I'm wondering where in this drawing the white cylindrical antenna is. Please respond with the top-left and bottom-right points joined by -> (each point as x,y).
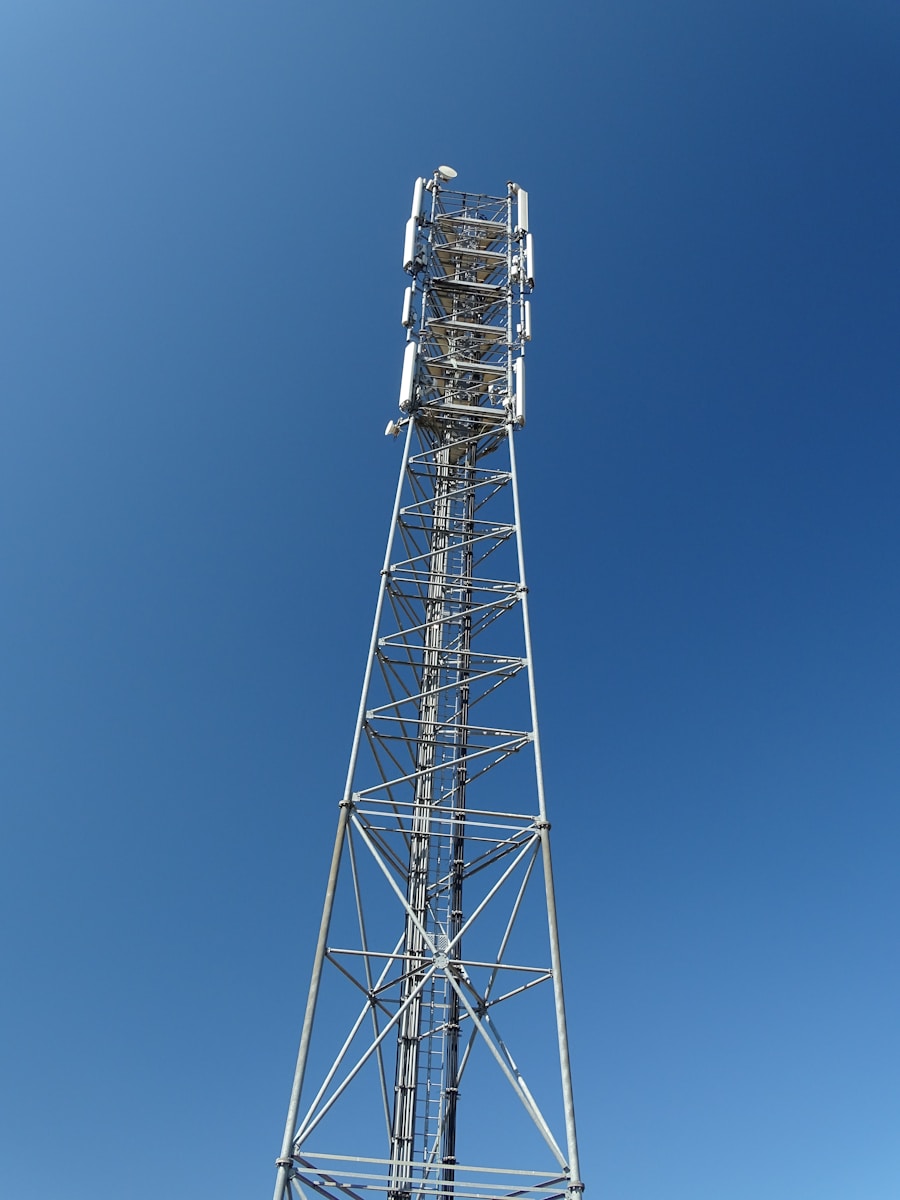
401,286 -> 414,328
399,340 -> 418,411
525,233 -> 535,286
523,299 -> 532,342
514,356 -> 526,426
516,188 -> 529,236
403,217 -> 417,273
411,177 -> 425,223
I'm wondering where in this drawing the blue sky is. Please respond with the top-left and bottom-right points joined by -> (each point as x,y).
2,2 -> 899,1197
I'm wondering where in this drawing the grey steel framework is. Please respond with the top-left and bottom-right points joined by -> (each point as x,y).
272,171 -> 583,1200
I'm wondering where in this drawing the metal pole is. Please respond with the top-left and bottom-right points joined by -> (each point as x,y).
507,423 -> 583,1194
272,800 -> 351,1200
273,418 -> 416,1200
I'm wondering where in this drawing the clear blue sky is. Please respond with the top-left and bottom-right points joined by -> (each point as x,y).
2,2 -> 899,1197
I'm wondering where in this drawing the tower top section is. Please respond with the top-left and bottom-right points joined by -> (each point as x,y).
397,173 -> 533,428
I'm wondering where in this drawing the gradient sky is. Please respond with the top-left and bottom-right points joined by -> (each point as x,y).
2,2 -> 900,1198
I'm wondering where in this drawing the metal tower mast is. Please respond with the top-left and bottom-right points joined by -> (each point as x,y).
272,170 -> 583,1200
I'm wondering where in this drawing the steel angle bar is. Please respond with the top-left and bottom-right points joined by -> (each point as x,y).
295,962 -> 437,1146
474,482 -> 511,515
391,525 -> 518,566
394,516 -> 432,557
463,744 -> 531,788
354,965 -> 428,1002
350,811 -> 409,878
366,683 -> 518,725
374,645 -> 420,708
479,842 -> 540,1002
400,476 -> 510,515
295,988 -> 384,1143
292,1175 -> 565,1200
367,961 -> 435,999
326,947 -> 411,964
377,600 -> 519,643
468,602 -> 521,642
396,513 -> 514,539
444,973 -> 567,1171
449,958 -> 551,978
291,1181 -> 530,1200
360,725 -> 531,751
375,648 -> 419,699
355,823 -> 536,848
349,797 -> 534,824
504,1186 -> 568,1200
366,660 -> 524,718
385,572 -> 519,593
426,830 -> 533,849
342,826 -> 366,955
429,843 -> 535,901
384,589 -> 429,654
364,723 -> 418,787
458,833 -> 535,882
446,839 -> 534,875
299,936 -> 402,1140
362,729 -> 522,756
463,668 -> 526,713
354,736 -> 531,798
375,647 -> 524,672
297,1153 -> 564,1181
351,784 -> 412,853
446,835 -> 538,955
401,533 -> 517,570
352,815 -> 534,844
350,813 -> 437,954
389,557 -> 431,612
346,830 -> 393,1138
375,651 -> 425,717
387,565 -> 512,595
391,816 -> 532,844
395,517 -> 430,570
366,720 -> 418,780
482,974 -> 554,1008
402,472 -> 434,513
354,785 -> 413,845
354,752 -> 528,795
290,1170 -> 366,1200
367,710 -> 532,739
323,952 -> 394,1019
472,540 -> 515,573
402,464 -> 510,494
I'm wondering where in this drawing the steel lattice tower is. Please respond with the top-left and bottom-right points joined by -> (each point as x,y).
272,170 -> 583,1200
